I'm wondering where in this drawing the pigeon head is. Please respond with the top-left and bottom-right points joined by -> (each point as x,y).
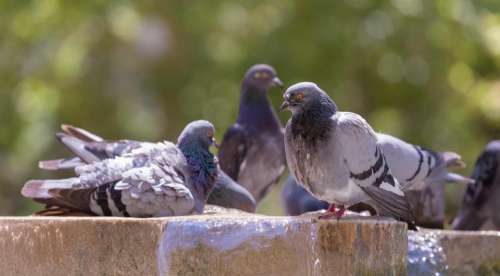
243,64 -> 283,91
177,120 -> 217,150
280,82 -> 336,115
178,120 -> 219,206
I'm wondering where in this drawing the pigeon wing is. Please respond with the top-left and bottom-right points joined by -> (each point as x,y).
218,124 -> 249,181
335,112 -> 416,229
115,151 -> 196,217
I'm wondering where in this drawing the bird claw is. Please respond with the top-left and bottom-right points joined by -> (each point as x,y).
318,204 -> 346,220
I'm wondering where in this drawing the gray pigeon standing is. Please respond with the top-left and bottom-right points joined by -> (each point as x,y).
38,124 -> 256,213
22,120 -> 218,217
452,141 -> 500,230
218,64 -> 286,203
281,82 -> 416,229
282,134 -> 471,227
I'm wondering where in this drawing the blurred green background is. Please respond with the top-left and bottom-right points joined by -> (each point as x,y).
1,0 -> 499,218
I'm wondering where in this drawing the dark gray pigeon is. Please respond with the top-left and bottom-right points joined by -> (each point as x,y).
207,170 -> 256,212
22,120 -> 218,217
281,82 -> 416,229
282,175 -> 328,216
218,64 -> 286,203
38,124 -> 256,213
452,141 -> 500,230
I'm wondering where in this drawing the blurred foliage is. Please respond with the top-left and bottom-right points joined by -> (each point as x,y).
0,0 -> 499,218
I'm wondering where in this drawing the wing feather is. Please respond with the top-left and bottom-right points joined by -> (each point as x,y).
335,112 -> 416,228
218,124 -> 249,181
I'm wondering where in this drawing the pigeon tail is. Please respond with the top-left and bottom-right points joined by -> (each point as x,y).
56,132 -> 100,163
360,186 -> 417,231
21,178 -> 81,199
39,157 -> 84,170
444,173 -> 475,185
61,124 -> 103,142
22,179 -> 95,214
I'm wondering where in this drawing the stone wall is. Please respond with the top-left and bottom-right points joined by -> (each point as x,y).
0,212 -> 407,276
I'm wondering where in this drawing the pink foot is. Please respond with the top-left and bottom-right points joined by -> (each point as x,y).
319,204 -> 346,220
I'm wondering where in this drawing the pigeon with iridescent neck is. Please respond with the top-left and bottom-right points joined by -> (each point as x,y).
218,64 -> 286,203
36,124 -> 256,213
21,120 -> 218,217
281,82 -> 416,229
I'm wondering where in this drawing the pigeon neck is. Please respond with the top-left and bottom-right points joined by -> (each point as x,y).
290,97 -> 337,147
237,85 -> 281,130
179,142 -> 218,204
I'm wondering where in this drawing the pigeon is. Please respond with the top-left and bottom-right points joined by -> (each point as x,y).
38,124 -> 257,213
218,64 -> 286,203
282,175 -> 377,216
282,134 -> 472,216
21,120 -> 218,217
281,82 -> 416,229
207,170 -> 256,212
452,141 -> 500,230
376,133 -> 472,190
282,175 -> 328,216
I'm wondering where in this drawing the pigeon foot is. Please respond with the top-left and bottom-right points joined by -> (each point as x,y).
319,204 -> 346,220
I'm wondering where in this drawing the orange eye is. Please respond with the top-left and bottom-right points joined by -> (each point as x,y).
295,93 -> 304,101
254,72 -> 270,79
207,130 -> 214,138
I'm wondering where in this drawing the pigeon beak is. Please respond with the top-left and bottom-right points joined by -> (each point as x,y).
212,137 -> 220,149
279,100 -> 290,112
271,77 -> 284,88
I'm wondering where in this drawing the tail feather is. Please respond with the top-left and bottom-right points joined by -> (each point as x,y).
22,178 -> 81,199
56,133 -> 100,163
61,124 -> 103,142
33,206 -> 94,216
360,186 -> 417,231
39,157 -> 84,170
444,173 -> 475,185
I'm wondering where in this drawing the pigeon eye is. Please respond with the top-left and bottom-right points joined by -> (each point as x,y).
294,93 -> 304,102
254,72 -> 269,80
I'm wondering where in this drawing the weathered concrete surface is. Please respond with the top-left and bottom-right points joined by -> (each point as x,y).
159,214 -> 407,276
0,216 -> 166,275
431,230 -> 500,276
0,210 -> 408,276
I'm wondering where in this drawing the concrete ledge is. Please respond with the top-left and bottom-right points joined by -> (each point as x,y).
0,212 -> 407,276
434,230 -> 500,276
0,217 -> 166,275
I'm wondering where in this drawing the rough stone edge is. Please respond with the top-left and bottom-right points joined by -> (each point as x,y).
0,215 -> 407,276
426,229 -> 500,276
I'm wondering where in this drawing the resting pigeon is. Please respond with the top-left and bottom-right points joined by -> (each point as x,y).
282,134 -> 472,217
218,64 -> 286,203
281,82 -> 416,229
452,141 -> 500,230
37,124 -> 256,213
21,120 -> 218,217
